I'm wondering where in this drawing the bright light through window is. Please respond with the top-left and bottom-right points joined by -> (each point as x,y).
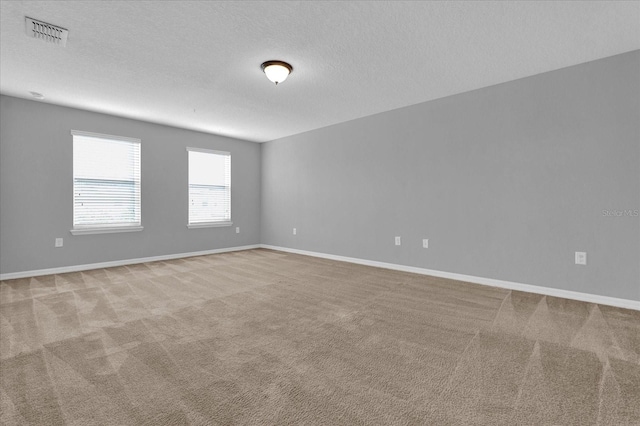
72,131 -> 141,231
188,148 -> 231,226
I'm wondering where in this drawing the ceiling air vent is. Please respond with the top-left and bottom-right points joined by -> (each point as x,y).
25,17 -> 68,47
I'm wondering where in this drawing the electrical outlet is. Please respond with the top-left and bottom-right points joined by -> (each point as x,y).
423,239 -> 429,248
293,228 -> 297,235
575,252 -> 587,265
236,227 -> 240,234
55,238 -> 63,248
395,236 -> 401,246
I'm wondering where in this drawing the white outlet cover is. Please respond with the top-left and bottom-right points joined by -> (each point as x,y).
236,227 -> 240,233
55,238 -> 63,247
575,252 -> 587,265
293,228 -> 297,235
423,239 -> 429,248
395,236 -> 401,246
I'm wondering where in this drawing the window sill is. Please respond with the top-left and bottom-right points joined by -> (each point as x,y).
70,226 -> 144,235
187,221 -> 233,229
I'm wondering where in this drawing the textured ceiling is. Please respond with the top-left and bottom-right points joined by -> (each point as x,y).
1,1 -> 639,143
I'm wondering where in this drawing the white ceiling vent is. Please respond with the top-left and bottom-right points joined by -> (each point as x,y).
25,17 -> 68,47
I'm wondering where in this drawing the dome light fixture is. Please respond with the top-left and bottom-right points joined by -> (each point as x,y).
261,60 -> 293,85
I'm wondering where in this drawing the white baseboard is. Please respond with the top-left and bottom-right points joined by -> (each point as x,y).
0,245 -> 261,280
3,243 -> 637,311
260,244 -> 640,311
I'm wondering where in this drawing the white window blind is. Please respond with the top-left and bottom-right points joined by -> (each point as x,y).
188,148 -> 231,226
72,131 -> 141,231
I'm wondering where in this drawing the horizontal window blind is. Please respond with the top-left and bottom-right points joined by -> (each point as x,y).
188,148 -> 231,224
72,131 -> 141,228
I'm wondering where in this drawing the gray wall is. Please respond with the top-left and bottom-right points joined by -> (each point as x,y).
261,51 -> 640,301
0,96 -> 261,273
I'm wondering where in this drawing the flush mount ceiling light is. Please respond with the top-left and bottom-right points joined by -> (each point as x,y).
261,60 -> 293,85
29,91 -> 44,100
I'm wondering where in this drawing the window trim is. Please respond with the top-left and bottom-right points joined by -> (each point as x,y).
186,146 -> 230,156
70,225 -> 144,236
187,221 -> 233,229
71,129 -> 141,144
71,130 -> 142,235
186,147 -> 231,228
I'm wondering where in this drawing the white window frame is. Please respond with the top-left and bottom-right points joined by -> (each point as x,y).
186,147 -> 232,229
70,130 -> 143,235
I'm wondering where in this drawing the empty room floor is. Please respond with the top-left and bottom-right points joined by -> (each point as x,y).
1,249 -> 639,425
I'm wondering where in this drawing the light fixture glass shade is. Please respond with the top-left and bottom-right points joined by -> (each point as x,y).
261,61 -> 292,85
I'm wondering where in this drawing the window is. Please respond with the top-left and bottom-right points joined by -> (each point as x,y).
71,130 -> 142,235
187,147 -> 231,227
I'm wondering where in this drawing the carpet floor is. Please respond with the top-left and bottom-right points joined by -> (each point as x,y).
1,249 -> 638,425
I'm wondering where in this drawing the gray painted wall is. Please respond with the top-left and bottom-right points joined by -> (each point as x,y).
0,96 -> 261,273
261,51 -> 640,301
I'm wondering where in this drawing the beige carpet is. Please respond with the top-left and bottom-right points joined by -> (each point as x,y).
1,249 -> 638,425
